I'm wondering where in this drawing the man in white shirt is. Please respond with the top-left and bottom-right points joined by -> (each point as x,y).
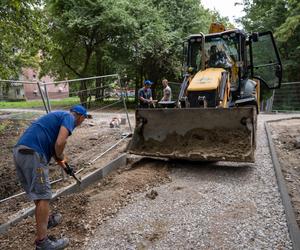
161,79 -> 172,102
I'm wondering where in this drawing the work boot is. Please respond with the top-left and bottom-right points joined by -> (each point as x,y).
47,213 -> 62,229
35,236 -> 69,250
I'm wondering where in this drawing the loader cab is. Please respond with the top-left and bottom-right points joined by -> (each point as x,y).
185,34 -> 204,73
248,31 -> 282,89
185,30 -> 248,91
184,30 -> 282,91
204,30 -> 248,91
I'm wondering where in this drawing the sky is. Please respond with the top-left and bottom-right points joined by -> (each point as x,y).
201,0 -> 245,27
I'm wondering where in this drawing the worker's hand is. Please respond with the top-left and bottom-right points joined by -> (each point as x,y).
54,153 -> 66,162
56,159 -> 75,176
148,99 -> 157,104
64,163 -> 75,176
55,156 -> 67,168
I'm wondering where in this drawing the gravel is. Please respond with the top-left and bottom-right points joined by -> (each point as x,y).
86,113 -> 300,250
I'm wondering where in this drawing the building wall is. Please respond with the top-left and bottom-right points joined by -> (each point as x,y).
0,82 -> 24,100
20,68 -> 69,100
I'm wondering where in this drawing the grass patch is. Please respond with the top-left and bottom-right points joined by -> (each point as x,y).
0,97 -> 137,111
0,97 -> 80,109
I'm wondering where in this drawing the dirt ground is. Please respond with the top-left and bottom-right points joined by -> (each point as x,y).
269,118 -> 300,227
1,113 -> 299,249
0,119 -> 31,200
0,112 -> 132,225
0,158 -> 170,249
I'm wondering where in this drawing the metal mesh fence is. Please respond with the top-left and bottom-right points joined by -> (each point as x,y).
272,82 -> 300,112
169,81 -> 300,112
169,81 -> 181,102
0,74 -> 134,202
0,75 -> 133,134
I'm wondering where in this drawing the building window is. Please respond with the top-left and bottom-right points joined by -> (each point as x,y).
16,88 -> 20,96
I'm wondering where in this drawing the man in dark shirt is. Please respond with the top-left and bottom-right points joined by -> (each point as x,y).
13,104 -> 89,250
138,80 -> 157,108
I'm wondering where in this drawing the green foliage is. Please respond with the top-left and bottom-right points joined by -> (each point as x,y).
1,0 -> 230,103
275,1 -> 300,81
120,0 -> 213,89
240,0 -> 300,81
0,0 -> 44,79
39,0 -> 217,100
41,0 -> 135,78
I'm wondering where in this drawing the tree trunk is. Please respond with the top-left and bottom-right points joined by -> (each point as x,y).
77,45 -> 93,106
79,80 -> 88,107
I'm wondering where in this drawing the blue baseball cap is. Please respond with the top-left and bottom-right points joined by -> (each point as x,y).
70,104 -> 89,118
144,80 -> 153,85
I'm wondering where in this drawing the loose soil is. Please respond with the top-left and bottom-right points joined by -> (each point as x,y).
129,128 -> 253,162
0,158 -> 170,249
269,118 -> 300,227
0,112 -> 132,225
0,119 -> 31,200
1,113 -> 299,249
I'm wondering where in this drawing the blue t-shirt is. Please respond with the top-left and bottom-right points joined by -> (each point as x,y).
138,87 -> 152,108
16,111 -> 76,163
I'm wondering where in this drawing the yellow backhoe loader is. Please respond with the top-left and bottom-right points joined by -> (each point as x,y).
128,23 -> 282,162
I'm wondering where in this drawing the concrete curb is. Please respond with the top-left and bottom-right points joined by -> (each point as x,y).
265,120 -> 300,249
266,116 -> 300,124
0,153 -> 127,234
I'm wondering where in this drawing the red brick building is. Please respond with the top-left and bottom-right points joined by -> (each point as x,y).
20,68 -> 69,100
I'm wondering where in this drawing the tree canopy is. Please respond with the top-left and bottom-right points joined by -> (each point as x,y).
0,0 -> 44,79
240,0 -> 300,81
2,0 -> 299,102
41,0 -> 214,84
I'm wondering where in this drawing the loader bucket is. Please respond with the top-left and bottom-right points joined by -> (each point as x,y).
127,107 -> 257,162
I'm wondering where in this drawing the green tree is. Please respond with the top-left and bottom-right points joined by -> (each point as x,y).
0,0 -> 44,79
42,0 -> 135,104
240,0 -> 300,81
125,0 -> 213,97
275,0 -> 300,80
41,0 -> 228,102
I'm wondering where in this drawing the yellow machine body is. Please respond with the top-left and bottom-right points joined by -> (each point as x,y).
209,23 -> 226,33
128,25 -> 282,163
187,68 -> 225,91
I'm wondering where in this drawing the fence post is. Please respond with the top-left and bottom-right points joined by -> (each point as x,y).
118,75 -> 132,133
43,83 -> 52,112
37,81 -> 49,113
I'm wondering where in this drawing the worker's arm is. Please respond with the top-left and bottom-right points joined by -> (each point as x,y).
148,89 -> 154,103
139,95 -> 149,103
54,126 -> 69,162
138,89 -> 149,103
161,94 -> 168,101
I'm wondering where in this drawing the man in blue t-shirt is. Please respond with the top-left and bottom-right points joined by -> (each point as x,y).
138,80 -> 157,108
13,104 -> 89,250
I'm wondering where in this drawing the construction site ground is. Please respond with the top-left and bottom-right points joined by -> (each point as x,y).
269,118 -> 300,227
0,111 -> 300,249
